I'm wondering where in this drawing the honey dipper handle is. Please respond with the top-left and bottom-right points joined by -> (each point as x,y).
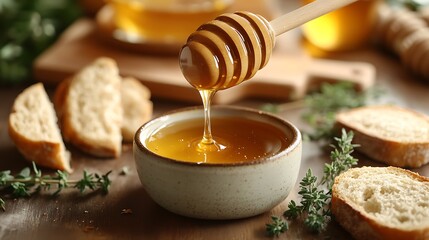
270,0 -> 357,36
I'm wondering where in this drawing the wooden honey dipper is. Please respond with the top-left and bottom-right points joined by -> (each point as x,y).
179,0 -> 358,90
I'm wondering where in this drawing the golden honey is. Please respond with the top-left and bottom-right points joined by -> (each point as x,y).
302,0 -> 380,52
109,0 -> 232,43
145,116 -> 290,164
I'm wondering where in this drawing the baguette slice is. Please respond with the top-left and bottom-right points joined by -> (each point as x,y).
121,77 -> 152,142
55,77 -> 153,143
332,167 -> 429,240
62,57 -> 123,157
8,83 -> 72,172
335,105 -> 429,168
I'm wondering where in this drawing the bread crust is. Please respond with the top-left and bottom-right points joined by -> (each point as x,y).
8,123 -> 71,172
61,120 -> 120,157
335,105 -> 429,168
53,77 -> 71,125
331,167 -> 429,240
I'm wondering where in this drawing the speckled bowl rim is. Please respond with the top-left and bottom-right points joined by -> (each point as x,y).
134,105 -> 301,167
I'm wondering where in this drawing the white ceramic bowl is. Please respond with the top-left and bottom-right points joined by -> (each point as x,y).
134,106 -> 302,220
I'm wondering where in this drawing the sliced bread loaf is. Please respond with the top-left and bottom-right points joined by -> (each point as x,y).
61,57 -> 123,158
121,77 -> 152,142
331,166 -> 429,240
335,105 -> 429,168
55,77 -> 152,143
8,83 -> 72,172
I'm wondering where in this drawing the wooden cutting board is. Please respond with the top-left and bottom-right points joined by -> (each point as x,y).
33,2 -> 375,104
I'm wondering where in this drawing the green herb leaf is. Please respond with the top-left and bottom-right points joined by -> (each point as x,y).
32,161 -> 42,177
321,129 -> 359,189
0,170 -> 13,185
97,171 -> 112,194
52,170 -> 69,196
11,182 -> 30,197
304,211 -> 328,233
17,167 -> 30,179
0,0 -> 81,84
73,170 -> 112,194
302,82 -> 367,141
266,129 -> 359,236
294,169 -> 331,232
0,162 -> 112,211
284,200 -> 302,219
266,216 -> 288,237
75,171 -> 96,193
260,82 -> 378,142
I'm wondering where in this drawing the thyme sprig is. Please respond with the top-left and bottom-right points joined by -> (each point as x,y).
261,82 -> 378,141
284,169 -> 331,232
321,131 -> 359,189
266,216 -> 288,237
0,162 -> 111,211
302,83 -> 367,141
266,129 -> 359,236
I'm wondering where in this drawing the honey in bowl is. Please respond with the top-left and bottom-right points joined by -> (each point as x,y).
133,106 -> 302,219
109,0 -> 233,44
145,116 -> 291,164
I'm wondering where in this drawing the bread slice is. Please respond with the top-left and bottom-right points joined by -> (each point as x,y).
8,83 -> 72,172
335,105 -> 429,168
331,166 -> 429,240
55,77 -> 152,143
121,77 -> 152,142
61,57 -> 123,157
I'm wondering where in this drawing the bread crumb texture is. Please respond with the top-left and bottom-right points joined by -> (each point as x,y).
335,167 -> 429,230
10,84 -> 62,141
67,57 -> 123,147
337,106 -> 429,142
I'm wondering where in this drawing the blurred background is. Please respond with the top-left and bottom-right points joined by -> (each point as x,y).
1,0 -> 429,87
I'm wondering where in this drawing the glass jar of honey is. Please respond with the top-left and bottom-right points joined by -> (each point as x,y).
107,0 -> 234,45
301,0 -> 381,53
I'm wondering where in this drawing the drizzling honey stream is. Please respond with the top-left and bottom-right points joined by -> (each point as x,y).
179,11 -> 275,152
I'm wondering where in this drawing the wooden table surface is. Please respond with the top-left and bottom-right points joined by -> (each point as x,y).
1,2 -> 429,240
